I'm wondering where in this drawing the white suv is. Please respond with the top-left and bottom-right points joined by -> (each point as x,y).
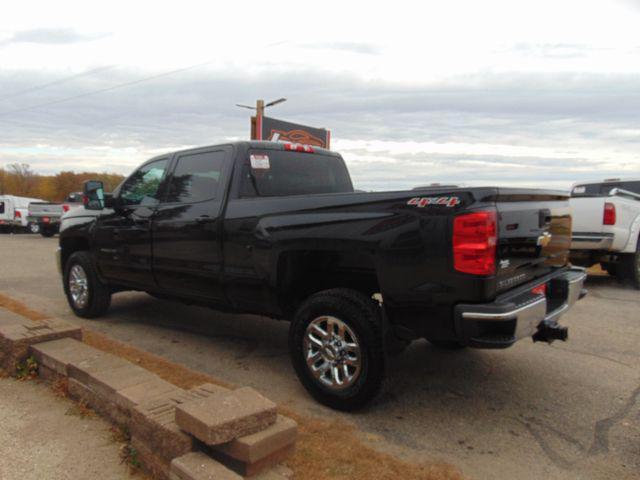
569,178 -> 640,288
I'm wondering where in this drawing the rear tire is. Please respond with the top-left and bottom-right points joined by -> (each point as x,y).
64,251 -> 111,318
289,288 -> 385,411
601,262 -> 617,277
40,227 -> 55,238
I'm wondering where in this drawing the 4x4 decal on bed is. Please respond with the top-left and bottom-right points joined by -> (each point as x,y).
407,196 -> 461,208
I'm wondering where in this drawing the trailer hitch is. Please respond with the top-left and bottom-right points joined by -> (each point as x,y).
532,321 -> 568,344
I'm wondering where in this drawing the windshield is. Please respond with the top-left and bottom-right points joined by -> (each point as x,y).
240,150 -> 353,197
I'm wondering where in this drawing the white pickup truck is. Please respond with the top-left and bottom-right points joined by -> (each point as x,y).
0,195 -> 44,234
569,178 -> 640,288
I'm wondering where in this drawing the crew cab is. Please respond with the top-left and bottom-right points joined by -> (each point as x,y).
569,179 -> 640,288
58,141 -> 586,410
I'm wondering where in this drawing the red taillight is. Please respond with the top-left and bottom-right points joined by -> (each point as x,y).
284,143 -> 315,153
531,284 -> 547,296
14,211 -> 21,219
62,204 -> 70,213
453,211 -> 497,275
603,202 -> 616,225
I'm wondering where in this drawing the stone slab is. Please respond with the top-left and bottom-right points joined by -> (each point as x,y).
30,337 -> 103,376
214,415 -> 297,463
170,452 -> 242,480
175,387 -> 277,446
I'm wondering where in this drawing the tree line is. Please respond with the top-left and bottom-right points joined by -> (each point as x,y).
0,163 -> 125,202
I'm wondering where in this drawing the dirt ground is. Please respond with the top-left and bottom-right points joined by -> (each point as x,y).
0,376 -> 136,480
1,234 -> 639,480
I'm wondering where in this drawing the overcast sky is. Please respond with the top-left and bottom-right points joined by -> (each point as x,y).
1,0 -> 639,191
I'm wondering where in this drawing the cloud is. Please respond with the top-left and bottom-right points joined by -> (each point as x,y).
0,66 -> 638,189
511,43 -> 593,59
1,28 -> 110,46
299,41 -> 382,55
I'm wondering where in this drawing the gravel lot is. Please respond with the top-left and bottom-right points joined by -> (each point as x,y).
1,234 -> 638,480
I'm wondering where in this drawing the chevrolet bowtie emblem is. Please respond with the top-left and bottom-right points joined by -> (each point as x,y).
537,232 -> 552,247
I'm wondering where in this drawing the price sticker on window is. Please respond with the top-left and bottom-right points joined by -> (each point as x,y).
250,154 -> 270,170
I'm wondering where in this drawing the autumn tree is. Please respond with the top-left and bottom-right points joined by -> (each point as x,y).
6,163 -> 38,197
0,163 -> 125,201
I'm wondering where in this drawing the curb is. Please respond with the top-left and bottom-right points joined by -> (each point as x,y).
0,307 -> 296,480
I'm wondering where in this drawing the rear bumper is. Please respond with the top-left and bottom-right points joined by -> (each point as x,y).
571,232 -> 614,250
28,216 -> 62,226
454,267 -> 587,348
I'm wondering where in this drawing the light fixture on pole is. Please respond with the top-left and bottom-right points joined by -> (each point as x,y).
236,98 -> 287,140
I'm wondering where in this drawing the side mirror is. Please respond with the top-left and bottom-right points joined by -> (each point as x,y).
83,180 -> 105,210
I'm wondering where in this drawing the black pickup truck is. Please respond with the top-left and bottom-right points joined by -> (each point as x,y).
58,141 -> 586,410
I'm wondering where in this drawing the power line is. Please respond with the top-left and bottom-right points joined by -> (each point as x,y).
0,60 -> 213,119
0,65 -> 117,102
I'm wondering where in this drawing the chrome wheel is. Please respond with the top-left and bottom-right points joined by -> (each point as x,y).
28,223 -> 40,234
303,316 -> 361,390
69,264 -> 89,309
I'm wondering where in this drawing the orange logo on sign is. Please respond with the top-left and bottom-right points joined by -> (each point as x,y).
269,129 -> 325,147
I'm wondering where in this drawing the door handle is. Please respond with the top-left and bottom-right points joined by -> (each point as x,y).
195,215 -> 215,224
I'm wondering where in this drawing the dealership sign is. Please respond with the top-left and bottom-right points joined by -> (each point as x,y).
251,116 -> 331,149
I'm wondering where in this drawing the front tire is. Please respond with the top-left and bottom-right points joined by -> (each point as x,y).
289,289 -> 385,411
64,251 -> 111,318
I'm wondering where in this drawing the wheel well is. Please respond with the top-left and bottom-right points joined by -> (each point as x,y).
60,237 -> 90,271
276,250 -> 380,317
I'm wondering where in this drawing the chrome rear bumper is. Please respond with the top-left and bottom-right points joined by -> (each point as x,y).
455,267 -> 587,348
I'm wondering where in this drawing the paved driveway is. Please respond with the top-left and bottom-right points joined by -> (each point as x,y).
1,234 -> 638,480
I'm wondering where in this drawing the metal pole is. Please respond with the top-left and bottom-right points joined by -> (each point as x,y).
256,99 -> 265,140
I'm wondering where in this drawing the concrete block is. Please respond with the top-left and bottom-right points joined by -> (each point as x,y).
0,317 -> 82,373
170,452 -> 243,480
252,465 -> 294,480
115,377 -> 181,410
130,384 -> 230,462
211,443 -> 295,478
131,391 -> 198,462
81,363 -> 159,402
175,387 -> 277,446
67,352 -> 132,385
67,378 -> 129,426
0,308 -> 31,327
30,337 -> 102,376
132,436 -> 171,480
214,415 -> 297,464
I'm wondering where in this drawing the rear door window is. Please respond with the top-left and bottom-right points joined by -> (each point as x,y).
166,150 -> 226,203
240,150 -> 353,197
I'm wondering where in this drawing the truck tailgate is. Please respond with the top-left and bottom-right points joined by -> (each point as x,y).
495,189 -> 571,292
